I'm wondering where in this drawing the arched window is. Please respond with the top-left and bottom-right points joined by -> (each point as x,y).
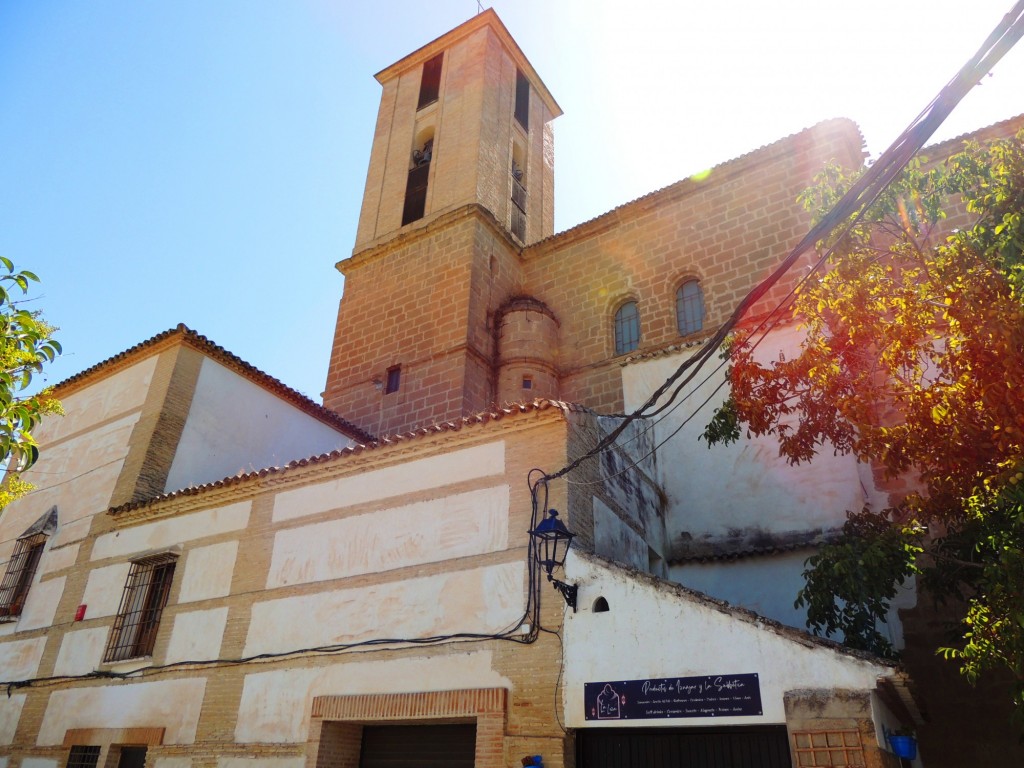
614,301 -> 640,355
676,280 -> 704,336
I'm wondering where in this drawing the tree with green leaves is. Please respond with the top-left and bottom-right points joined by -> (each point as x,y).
0,256 -> 62,503
703,130 -> 1024,719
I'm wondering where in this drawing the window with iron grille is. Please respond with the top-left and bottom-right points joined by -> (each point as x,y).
614,301 -> 641,355
104,554 -> 177,662
66,746 -> 102,768
0,532 -> 47,619
676,279 -> 705,336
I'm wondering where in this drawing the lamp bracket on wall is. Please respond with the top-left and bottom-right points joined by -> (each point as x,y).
528,509 -> 579,612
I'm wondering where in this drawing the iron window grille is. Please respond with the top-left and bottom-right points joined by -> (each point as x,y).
104,553 -> 177,662
0,532 -> 47,618
66,746 -> 102,768
676,279 -> 705,336
614,301 -> 641,355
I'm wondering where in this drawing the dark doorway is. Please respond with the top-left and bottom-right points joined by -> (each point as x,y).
578,727 -> 791,768
359,723 -> 476,768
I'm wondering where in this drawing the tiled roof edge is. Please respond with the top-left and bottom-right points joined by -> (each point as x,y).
667,531 -> 842,565
107,398 -> 580,517
525,118 -> 865,255
576,548 -> 898,668
920,112 -> 1024,158
54,324 -> 373,444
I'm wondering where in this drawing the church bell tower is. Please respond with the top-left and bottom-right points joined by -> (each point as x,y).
323,10 -> 561,436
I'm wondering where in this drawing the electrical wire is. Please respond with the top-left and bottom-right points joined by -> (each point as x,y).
540,0 -> 1024,487
6,0 -> 1024,705
2,470 -> 557,694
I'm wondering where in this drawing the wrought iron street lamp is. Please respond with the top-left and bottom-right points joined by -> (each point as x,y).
529,509 -> 578,611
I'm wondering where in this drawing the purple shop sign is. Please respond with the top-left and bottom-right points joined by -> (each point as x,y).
584,674 -> 762,721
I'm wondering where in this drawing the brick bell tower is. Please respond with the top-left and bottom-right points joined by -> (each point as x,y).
323,10 -> 561,436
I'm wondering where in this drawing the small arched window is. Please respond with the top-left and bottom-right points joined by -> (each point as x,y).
614,301 -> 640,355
676,280 -> 705,336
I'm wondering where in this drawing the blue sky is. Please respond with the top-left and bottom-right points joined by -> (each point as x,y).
2,1 -> 1022,404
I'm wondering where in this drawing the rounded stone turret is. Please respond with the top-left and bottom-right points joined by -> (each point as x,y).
496,297 -> 560,404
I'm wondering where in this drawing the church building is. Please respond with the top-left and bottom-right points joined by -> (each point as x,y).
2,9 -> 1021,768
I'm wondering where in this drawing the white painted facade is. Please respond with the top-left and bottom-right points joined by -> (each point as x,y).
563,552 -> 900,735
0,365 -> 573,763
0,332 -> 372,759
164,358 -> 356,491
0,10 -> 948,765
0,326 -> 919,768
234,652 -> 511,744
621,327 -> 883,549
620,327 -> 909,633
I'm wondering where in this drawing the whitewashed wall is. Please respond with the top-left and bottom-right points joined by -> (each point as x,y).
0,356 -> 160,643
621,327 -> 885,557
40,437 -> 524,750
562,553 -> 893,729
1,356 -> 159,554
164,358 -> 356,492
669,550 -> 813,632
671,552 -> 917,648
621,327 -> 914,640
247,441 -> 524,656
235,652 -> 510,744
37,679 -> 207,746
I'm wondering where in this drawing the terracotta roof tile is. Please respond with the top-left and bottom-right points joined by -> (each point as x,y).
525,118 -> 865,254
108,398 -> 578,516
55,324 -> 373,444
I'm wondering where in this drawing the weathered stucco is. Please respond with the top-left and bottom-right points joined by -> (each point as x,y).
0,697 -> 27,745
245,562 -> 525,657
271,440 -> 506,523
91,501 -> 251,561
35,357 -> 158,445
563,553 -> 893,729
53,627 -> 110,677
16,577 -> 64,632
592,497 -> 648,570
165,607 -> 229,663
671,551 -> 814,630
38,679 -> 207,746
179,541 -> 238,603
0,638 -> 47,685
267,485 -> 510,588
621,329 -> 877,558
235,652 -> 511,743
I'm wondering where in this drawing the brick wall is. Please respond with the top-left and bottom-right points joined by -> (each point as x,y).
325,120 -> 865,433
1,409 -> 573,768
520,119 -> 865,413
324,208 -> 526,435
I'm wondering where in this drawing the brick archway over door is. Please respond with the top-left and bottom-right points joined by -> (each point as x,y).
305,688 -> 508,768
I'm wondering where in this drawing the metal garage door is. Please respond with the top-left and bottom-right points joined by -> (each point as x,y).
578,726 -> 791,768
358,724 -> 476,768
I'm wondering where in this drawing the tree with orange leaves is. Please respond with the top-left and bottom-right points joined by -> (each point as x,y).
704,131 -> 1024,720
